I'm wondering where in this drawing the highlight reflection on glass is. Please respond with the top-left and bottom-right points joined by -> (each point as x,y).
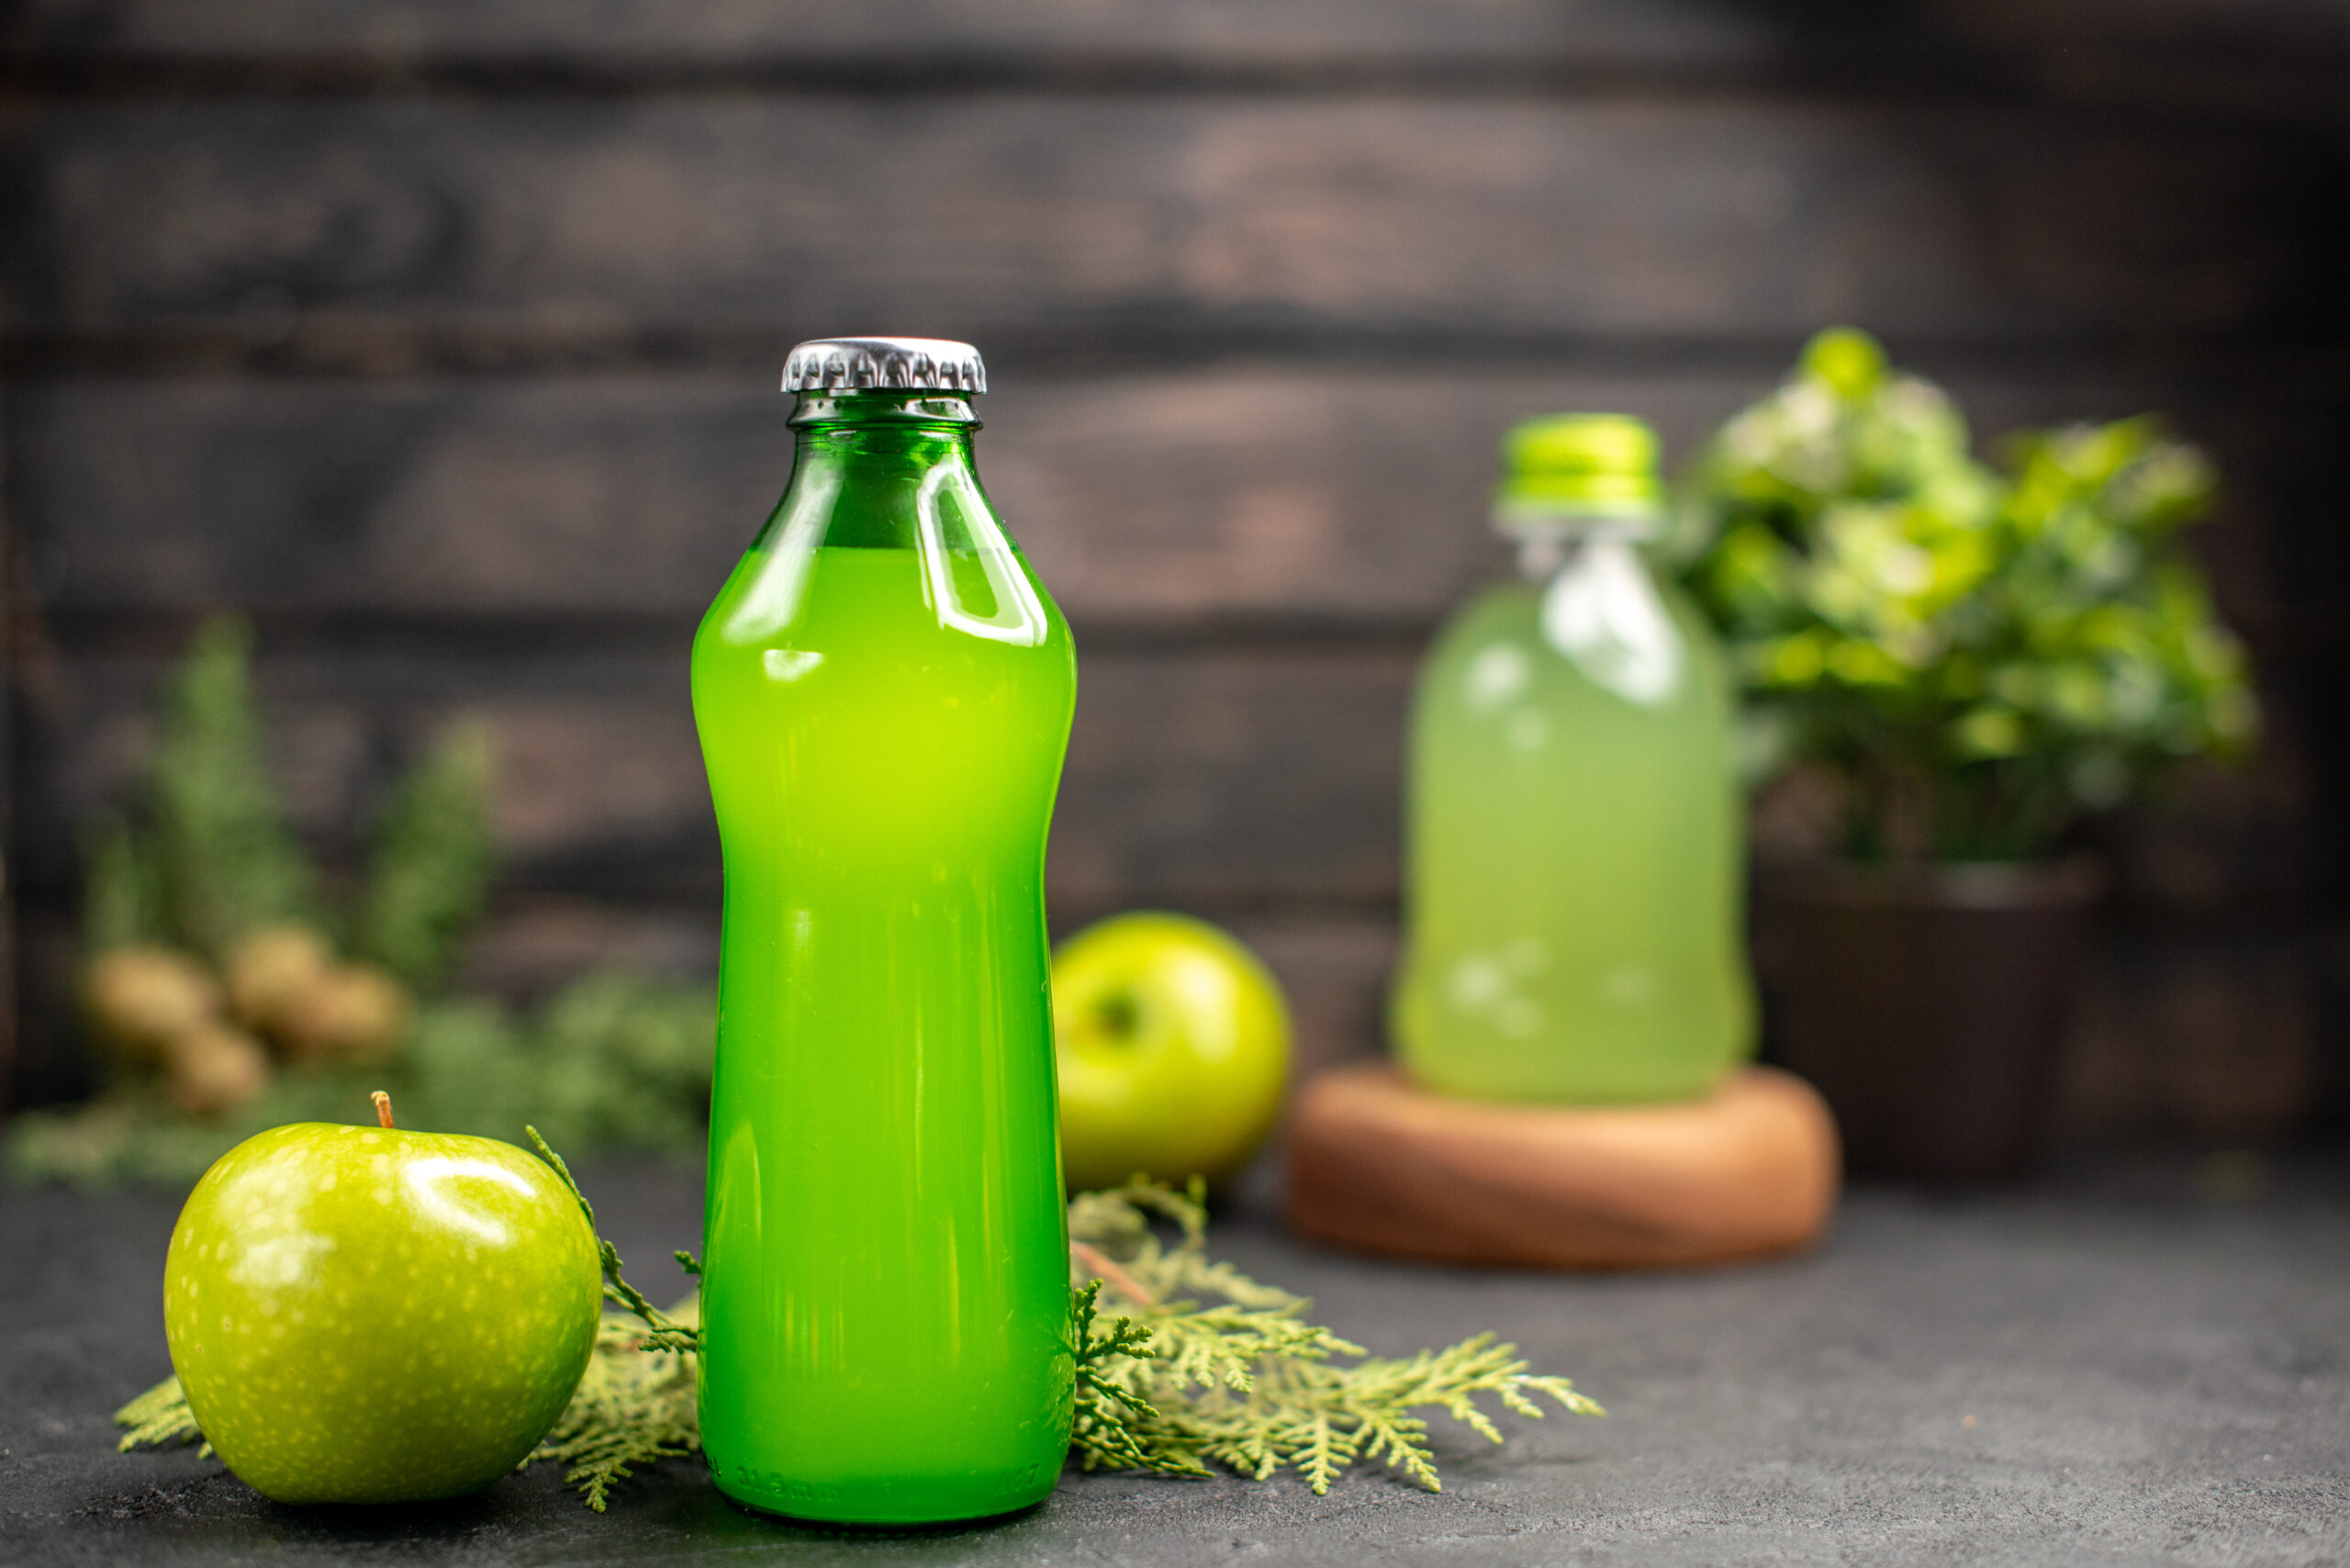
691,343 -> 1077,1526
1393,413 -> 1755,1103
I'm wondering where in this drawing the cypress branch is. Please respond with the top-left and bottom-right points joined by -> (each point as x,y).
114,1374 -> 207,1456
533,1304 -> 701,1511
145,617 -> 314,958
527,1124 -> 699,1357
81,815 -> 164,954
357,719 -> 496,993
118,1167 -> 1602,1509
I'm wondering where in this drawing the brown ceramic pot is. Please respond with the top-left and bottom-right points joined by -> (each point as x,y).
1752,858 -> 2101,1183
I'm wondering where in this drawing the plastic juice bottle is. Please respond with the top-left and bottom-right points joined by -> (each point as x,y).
691,338 -> 1077,1523
1391,414 -> 1753,1103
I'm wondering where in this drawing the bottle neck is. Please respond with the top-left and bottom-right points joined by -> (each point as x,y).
772,391 -> 984,551
1505,521 -> 1656,583
788,390 -> 980,431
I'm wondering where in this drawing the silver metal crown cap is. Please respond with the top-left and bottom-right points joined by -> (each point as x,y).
782,337 -> 986,395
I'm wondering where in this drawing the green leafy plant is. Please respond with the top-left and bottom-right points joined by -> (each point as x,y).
102,616 -> 495,976
142,620 -> 321,958
10,972 -> 717,1189
10,616 -> 720,1189
355,718 -> 498,991
118,1171 -> 1601,1509
81,814 -> 165,957
1681,328 -> 2257,862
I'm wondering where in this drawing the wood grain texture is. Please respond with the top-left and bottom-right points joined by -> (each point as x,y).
7,99 -> 2334,344
0,0 -> 1846,71
9,644 -> 1414,907
5,0 -> 2340,1134
12,633 -> 2314,916
17,0 -> 2337,103
10,366 -> 2300,633
1285,1062 -> 1841,1269
1947,0 -> 2350,125
6,629 -> 2322,1137
2063,923 -> 2321,1145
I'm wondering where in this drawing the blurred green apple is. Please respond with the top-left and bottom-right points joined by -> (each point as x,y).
1052,913 -> 1291,1192
162,1098 -> 602,1504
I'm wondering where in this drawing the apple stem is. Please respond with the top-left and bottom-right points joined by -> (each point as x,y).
1070,1239 -> 1156,1309
371,1090 -> 395,1129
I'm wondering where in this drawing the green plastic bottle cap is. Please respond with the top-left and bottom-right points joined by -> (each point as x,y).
1493,412 -> 1666,532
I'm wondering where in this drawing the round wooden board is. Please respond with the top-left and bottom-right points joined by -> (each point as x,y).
1284,1063 -> 1841,1270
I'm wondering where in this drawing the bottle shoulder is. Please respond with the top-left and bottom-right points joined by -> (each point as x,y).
1416,570 -> 1733,718
1433,565 -> 1720,646
695,543 -> 1071,669
1429,581 -> 1544,651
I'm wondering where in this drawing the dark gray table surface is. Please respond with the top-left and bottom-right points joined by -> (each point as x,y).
6,1155 -> 2348,1567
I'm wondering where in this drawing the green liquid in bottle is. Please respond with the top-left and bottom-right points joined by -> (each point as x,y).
691,375 -> 1077,1523
1392,415 -> 1754,1103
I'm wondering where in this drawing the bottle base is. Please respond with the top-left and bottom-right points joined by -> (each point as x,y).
1399,1055 -> 1740,1107
708,1462 -> 1061,1528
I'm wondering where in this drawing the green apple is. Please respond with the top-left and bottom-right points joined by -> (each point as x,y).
162,1097 -> 603,1504
1052,913 -> 1291,1192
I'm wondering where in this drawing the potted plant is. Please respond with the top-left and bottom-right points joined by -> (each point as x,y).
1678,330 -> 2258,1180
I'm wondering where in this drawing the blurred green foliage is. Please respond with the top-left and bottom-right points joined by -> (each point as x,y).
12,615 -> 718,1188
356,718 -> 498,991
80,618 -> 487,976
1680,329 -> 2257,862
139,619 -> 319,958
7,972 -> 717,1189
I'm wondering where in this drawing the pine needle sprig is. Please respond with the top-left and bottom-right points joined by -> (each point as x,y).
509,1137 -> 708,1507
118,1160 -> 1602,1510
526,1126 -> 700,1357
1067,1179 -> 1604,1495
501,1133 -> 707,1508
1069,1281 -> 1194,1477
532,1304 -> 700,1511
82,814 -> 165,953
357,718 -> 496,993
114,1375 -> 207,1455
146,618 -> 317,958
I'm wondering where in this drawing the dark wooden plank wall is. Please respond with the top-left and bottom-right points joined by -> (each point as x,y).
6,0 -> 2347,1139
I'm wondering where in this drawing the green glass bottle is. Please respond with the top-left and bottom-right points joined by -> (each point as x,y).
1392,414 -> 1754,1103
691,339 -> 1077,1523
